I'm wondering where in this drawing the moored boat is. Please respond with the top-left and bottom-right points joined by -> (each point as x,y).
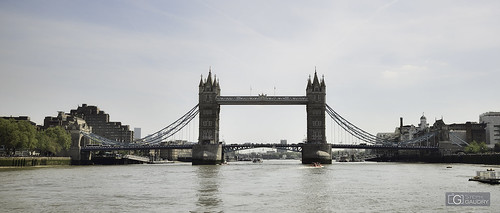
469,169 -> 500,184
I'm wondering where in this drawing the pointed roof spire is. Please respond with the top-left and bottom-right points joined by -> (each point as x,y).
199,74 -> 204,87
321,74 -> 326,87
307,74 -> 312,89
312,71 -> 320,86
207,67 -> 213,87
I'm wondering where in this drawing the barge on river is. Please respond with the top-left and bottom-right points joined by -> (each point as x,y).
469,169 -> 500,184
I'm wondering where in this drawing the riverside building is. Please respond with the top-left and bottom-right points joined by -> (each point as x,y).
70,104 -> 134,143
480,112 -> 500,147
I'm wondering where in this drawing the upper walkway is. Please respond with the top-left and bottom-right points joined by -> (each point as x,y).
216,95 -> 309,105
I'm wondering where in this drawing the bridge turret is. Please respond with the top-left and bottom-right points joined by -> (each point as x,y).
304,71 -> 331,164
198,69 -> 220,145
321,74 -> 326,88
195,69 -> 223,165
306,71 -> 326,93
199,75 -> 204,88
306,71 -> 326,144
307,75 -> 312,89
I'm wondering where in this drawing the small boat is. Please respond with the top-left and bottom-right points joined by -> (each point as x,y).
148,160 -> 173,164
311,162 -> 324,168
469,169 -> 500,184
446,166 -> 452,168
252,158 -> 263,163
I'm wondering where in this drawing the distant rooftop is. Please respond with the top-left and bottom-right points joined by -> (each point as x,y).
480,112 -> 500,116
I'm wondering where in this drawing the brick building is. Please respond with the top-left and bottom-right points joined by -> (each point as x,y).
69,104 -> 134,143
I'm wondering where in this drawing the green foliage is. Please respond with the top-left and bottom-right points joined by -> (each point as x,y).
0,118 -> 71,156
39,126 -> 71,154
0,118 -> 38,152
36,131 -> 53,154
494,143 -> 500,152
17,120 -> 38,150
37,126 -> 71,155
464,141 -> 490,154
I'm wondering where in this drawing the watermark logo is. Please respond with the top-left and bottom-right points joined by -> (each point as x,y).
446,192 -> 490,206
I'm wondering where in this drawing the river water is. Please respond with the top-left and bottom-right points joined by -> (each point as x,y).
1,160 -> 499,212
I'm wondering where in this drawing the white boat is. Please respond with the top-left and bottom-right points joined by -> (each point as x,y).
469,169 -> 500,184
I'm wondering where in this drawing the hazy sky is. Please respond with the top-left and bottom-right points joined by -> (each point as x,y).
1,1 -> 499,144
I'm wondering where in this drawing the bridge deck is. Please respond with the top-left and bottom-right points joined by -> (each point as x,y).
81,143 -> 439,151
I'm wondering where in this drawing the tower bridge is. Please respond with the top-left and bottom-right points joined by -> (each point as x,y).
77,69 -> 440,165
195,70 -> 329,165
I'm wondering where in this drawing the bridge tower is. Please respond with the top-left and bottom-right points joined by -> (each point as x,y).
67,120 -> 92,164
193,70 -> 223,165
303,72 -> 332,164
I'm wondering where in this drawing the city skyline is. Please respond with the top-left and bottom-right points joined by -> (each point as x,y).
1,1 -> 499,143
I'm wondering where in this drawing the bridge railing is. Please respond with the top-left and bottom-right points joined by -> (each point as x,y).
217,96 -> 308,105
80,131 -> 122,146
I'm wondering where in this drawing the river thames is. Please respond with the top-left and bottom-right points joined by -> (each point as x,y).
1,160 -> 499,212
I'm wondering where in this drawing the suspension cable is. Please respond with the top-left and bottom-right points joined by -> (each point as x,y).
80,104 -> 199,146
326,106 -> 378,144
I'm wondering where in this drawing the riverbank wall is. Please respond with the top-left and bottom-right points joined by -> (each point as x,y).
0,157 -> 71,167
434,153 -> 500,164
368,153 -> 500,165
90,156 -> 145,165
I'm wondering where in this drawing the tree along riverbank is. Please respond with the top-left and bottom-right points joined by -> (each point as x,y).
367,153 -> 500,165
0,157 -> 71,167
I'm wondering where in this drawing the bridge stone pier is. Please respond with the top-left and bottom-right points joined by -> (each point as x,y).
68,122 -> 92,164
194,70 -> 332,165
192,144 -> 223,165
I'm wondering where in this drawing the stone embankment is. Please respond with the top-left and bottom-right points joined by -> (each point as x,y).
0,157 -> 71,167
368,153 -> 500,165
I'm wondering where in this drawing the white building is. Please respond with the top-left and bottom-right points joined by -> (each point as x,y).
479,112 -> 500,147
377,114 -> 430,145
419,114 -> 429,131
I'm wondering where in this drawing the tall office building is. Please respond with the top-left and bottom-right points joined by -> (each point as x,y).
134,128 -> 142,139
278,139 -> 287,153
